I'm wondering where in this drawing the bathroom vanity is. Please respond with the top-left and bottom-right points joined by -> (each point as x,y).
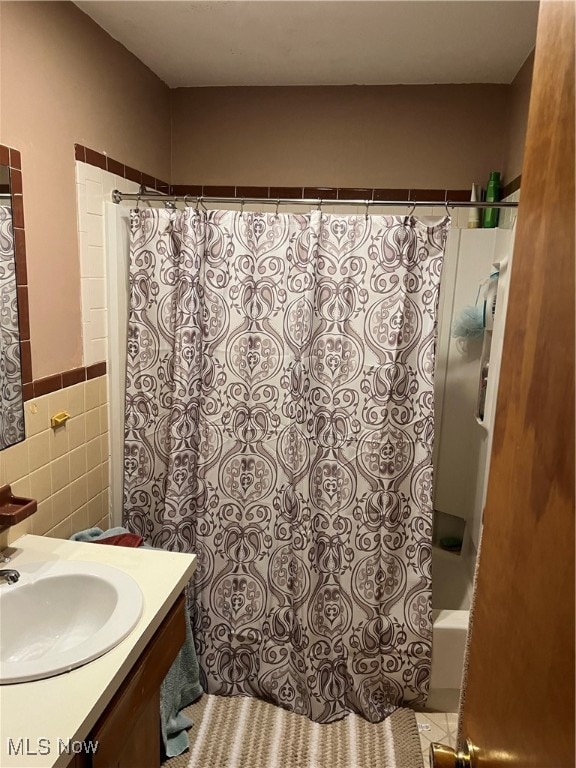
0,535 -> 197,768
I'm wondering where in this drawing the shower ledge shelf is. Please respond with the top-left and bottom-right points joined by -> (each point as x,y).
433,544 -> 463,559
434,508 -> 468,522
475,416 -> 490,432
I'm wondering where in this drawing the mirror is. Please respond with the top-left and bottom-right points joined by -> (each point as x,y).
0,160 -> 25,449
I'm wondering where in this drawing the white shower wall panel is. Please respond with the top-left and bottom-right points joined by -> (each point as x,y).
433,229 -> 498,522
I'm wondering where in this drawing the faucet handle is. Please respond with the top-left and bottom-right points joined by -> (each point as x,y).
0,569 -> 20,584
0,551 -> 12,564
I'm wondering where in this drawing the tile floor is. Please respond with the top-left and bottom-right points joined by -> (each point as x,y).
416,712 -> 458,767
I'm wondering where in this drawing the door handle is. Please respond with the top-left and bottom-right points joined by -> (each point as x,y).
429,739 -> 478,768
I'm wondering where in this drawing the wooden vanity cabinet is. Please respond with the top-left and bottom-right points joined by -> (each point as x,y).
69,594 -> 186,768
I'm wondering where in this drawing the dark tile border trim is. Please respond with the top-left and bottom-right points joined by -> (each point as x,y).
170,184 -> 471,202
502,174 -> 522,199
75,144 -> 169,193
24,362 -> 107,401
0,144 -> 32,389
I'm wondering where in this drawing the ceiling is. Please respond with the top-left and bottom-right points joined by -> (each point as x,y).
76,1 -> 539,87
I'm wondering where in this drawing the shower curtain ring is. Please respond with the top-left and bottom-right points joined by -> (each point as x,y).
241,198 -> 245,213
183,195 -> 189,208
136,194 -> 141,210
275,199 -> 280,216
445,201 -> 452,217
365,200 -> 370,221
317,198 -> 323,212
404,200 -> 416,225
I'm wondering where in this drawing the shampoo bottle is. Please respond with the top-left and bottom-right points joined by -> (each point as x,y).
482,171 -> 500,228
468,183 -> 480,228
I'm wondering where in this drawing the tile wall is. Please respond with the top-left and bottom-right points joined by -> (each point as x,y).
499,188 -> 521,228
0,376 -> 109,547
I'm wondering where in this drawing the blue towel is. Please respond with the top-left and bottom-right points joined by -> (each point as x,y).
70,526 -> 133,543
161,608 -> 204,757
70,527 -> 203,756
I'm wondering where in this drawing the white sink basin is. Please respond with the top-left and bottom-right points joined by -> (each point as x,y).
0,560 -> 143,684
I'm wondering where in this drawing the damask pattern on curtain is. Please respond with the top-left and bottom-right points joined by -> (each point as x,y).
0,205 -> 24,450
124,208 -> 449,723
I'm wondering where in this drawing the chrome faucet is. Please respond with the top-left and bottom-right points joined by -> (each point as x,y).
0,569 -> 20,584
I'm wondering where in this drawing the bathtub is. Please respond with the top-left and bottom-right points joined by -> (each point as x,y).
428,546 -> 473,711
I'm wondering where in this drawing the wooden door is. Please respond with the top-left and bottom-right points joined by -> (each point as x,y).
455,1 -> 575,766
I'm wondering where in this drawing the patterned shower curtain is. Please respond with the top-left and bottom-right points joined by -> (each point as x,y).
0,206 -> 24,450
124,207 -> 449,723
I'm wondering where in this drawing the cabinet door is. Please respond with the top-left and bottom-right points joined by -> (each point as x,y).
101,693 -> 160,768
91,594 -> 186,768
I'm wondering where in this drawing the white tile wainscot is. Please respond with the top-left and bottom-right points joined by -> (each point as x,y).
75,162 -> 140,367
0,377 -> 110,546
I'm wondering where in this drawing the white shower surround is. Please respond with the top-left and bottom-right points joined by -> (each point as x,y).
428,211 -> 516,710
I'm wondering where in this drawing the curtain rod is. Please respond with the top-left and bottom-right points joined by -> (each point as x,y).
111,189 -> 519,209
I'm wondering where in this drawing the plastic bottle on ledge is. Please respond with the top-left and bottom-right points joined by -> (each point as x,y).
482,171 -> 500,228
468,183 -> 480,228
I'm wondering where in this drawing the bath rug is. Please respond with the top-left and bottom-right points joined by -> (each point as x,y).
162,694 -> 424,768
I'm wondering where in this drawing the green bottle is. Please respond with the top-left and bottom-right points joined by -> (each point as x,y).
482,171 -> 500,228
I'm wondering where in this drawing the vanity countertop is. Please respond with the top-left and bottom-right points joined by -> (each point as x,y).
0,534 -> 196,768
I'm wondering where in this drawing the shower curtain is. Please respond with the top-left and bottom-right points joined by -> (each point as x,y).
0,205 -> 24,450
124,207 -> 449,723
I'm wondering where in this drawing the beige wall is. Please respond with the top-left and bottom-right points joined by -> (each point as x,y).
171,85 -> 509,189
0,2 -> 171,379
503,51 -> 534,183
